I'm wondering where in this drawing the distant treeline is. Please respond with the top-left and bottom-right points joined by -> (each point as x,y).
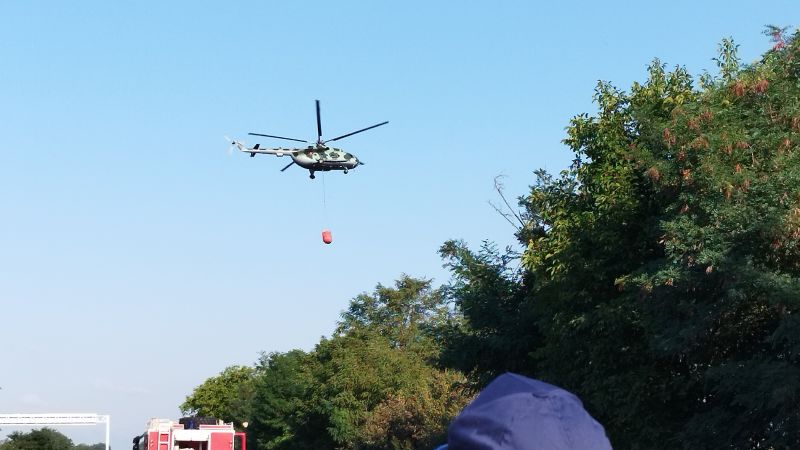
0,428 -> 106,450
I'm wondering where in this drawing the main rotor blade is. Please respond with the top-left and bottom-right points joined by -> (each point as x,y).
316,100 -> 322,143
324,121 -> 389,143
248,133 -> 308,143
280,161 -> 296,172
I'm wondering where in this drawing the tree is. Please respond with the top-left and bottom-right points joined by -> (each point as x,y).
248,350 -> 320,450
246,276 -> 471,450
438,240 -> 537,383
0,428 -> 73,450
309,330 -> 466,450
181,365 -> 256,428
337,275 -> 451,356
324,276 -> 469,449
442,28 -> 800,448
73,445 -> 106,450
360,367 -> 469,450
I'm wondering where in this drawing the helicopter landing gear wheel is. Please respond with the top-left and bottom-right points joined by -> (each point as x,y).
344,169 -> 348,174
309,171 -> 316,179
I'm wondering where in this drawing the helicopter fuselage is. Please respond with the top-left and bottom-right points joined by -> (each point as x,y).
289,146 -> 360,172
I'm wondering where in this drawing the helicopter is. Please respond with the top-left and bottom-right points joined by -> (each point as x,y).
228,100 -> 388,179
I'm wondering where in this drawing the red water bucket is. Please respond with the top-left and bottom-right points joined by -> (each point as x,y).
321,229 -> 333,244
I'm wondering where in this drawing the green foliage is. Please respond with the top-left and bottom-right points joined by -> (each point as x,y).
337,275 -> 451,359
360,368 -> 468,450
0,428 -> 73,450
0,428 -> 105,450
713,38 -> 740,82
248,350 -> 320,450
443,28 -> 800,449
274,277 -> 471,450
188,276 -> 470,450
180,365 -> 256,428
308,329 -> 468,450
438,240 -> 536,383
73,445 -> 106,450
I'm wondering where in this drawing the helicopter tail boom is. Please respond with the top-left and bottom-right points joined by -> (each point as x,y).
226,136 -> 304,157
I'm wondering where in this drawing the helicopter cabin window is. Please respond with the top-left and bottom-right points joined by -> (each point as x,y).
344,153 -> 353,159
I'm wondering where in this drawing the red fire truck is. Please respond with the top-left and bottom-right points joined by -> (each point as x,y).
132,417 -> 246,450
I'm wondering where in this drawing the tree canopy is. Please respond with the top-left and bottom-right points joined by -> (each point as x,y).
185,276 -> 470,450
181,364 -> 257,428
0,429 -> 106,450
442,27 -> 800,449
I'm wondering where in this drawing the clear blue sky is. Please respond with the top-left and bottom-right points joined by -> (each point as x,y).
0,0 -> 795,446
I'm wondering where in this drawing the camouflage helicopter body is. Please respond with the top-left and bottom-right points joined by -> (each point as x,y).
229,100 -> 387,179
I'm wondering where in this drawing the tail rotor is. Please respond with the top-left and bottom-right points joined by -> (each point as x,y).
224,136 -> 234,155
224,135 -> 245,155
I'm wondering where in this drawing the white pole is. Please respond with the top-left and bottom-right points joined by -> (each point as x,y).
105,415 -> 110,450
